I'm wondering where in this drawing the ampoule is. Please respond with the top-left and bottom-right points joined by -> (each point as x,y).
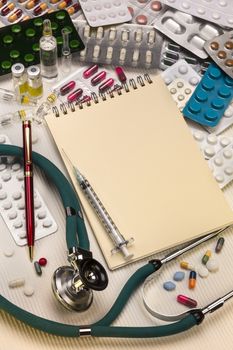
61,28 -> 72,73
39,19 -> 58,79
0,109 -> 33,126
0,87 -> 36,106
34,93 -> 57,122
11,63 -> 28,100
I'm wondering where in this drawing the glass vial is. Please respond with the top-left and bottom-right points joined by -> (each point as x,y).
39,19 -> 58,79
34,93 -> 57,122
61,28 -> 72,73
11,63 -> 28,101
27,65 -> 43,99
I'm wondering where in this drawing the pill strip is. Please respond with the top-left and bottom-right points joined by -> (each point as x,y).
208,142 -> 233,189
167,78 -> 195,111
76,20 -> 163,69
0,135 -> 57,246
79,0 -> 132,28
153,8 -> 225,59
161,59 -> 201,86
204,99 -> 233,135
159,0 -> 233,28
183,63 -> 233,127
128,0 -> 165,26
204,31 -> 233,80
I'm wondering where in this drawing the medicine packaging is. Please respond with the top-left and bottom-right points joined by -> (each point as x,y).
128,0 -> 165,25
167,78 -> 195,111
161,59 -> 201,86
204,99 -> 233,135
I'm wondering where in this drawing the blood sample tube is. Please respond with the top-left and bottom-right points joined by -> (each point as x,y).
26,0 -> 40,9
8,8 -> 22,22
59,81 -> 76,95
83,64 -> 98,79
1,3 -> 15,16
67,88 -> 83,103
0,0 -> 7,9
177,295 -> 197,308
91,71 -> 106,86
67,3 -> 81,15
115,66 -> 127,83
33,3 -> 47,15
99,78 -> 114,93
58,0 -> 72,9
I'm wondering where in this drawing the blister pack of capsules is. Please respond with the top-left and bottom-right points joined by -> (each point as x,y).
161,59 -> 201,86
204,99 -> 233,135
208,142 -> 233,189
79,0 -> 132,27
0,10 -> 85,76
153,8 -> 225,59
160,39 -> 211,75
167,78 -> 195,111
183,64 -> 233,127
76,20 -> 163,68
204,31 -> 233,79
0,135 -> 57,246
127,0 -> 165,25
159,0 -> 233,28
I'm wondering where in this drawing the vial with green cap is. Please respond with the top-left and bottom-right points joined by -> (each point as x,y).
11,63 -> 28,101
39,19 -> 58,79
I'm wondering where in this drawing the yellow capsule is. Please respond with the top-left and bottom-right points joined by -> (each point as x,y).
180,261 -> 195,270
202,250 -> 211,265
26,0 -> 40,9
50,0 -> 59,3
58,0 -> 72,9
21,15 -> 30,21
8,8 -> 22,22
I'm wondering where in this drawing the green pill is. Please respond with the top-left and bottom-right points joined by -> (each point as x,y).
24,53 -> 34,63
25,28 -> 36,38
1,60 -> 11,70
51,22 -> 58,31
70,39 -> 80,49
3,35 -> 13,44
64,26 -> 72,34
11,24 -> 21,34
56,11 -> 66,20
32,43 -> 40,52
56,36 -> 63,45
10,50 -> 20,59
33,18 -> 43,27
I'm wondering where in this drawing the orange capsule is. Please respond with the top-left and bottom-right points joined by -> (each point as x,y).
21,15 -> 30,21
0,0 -> 7,9
67,3 -> 81,15
58,0 -> 72,9
50,0 -> 60,3
1,3 -> 15,16
26,0 -> 40,9
8,8 -> 22,22
188,270 -> 196,289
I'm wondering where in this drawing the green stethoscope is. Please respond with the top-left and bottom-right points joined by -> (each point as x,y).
0,144 -> 233,339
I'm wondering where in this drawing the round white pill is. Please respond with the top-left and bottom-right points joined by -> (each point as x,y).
0,191 -> 7,200
177,81 -> 184,88
193,131 -> 204,141
43,219 -> 52,228
207,134 -> 217,145
17,201 -> 25,210
0,164 -> 7,171
0,136 -> 6,144
8,278 -> 25,288
3,200 -> 12,210
185,88 -> 191,95
223,149 -> 232,159
197,266 -> 209,278
34,199 -> 42,209
37,210 -> 47,219
12,163 -> 21,171
220,137 -> 231,147
224,166 -> 233,175
2,172 -> 11,181
19,231 -> 26,239
214,156 -> 223,166
14,221 -> 23,229
178,65 -> 188,75
170,88 -> 177,94
12,191 -> 22,200
215,174 -> 224,183
204,147 -> 215,158
178,94 -> 184,101
16,172 -> 24,181
23,286 -> 35,297
4,248 -> 14,257
224,107 -> 233,118
8,210 -> 17,220
197,7 -> 205,14
189,77 -> 199,86
206,259 -> 219,272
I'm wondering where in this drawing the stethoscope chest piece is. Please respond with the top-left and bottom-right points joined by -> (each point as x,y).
52,266 -> 93,312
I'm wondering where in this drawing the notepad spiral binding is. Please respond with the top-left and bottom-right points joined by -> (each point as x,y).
52,73 -> 153,117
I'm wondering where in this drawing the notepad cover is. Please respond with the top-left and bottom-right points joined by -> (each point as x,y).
45,75 -> 233,270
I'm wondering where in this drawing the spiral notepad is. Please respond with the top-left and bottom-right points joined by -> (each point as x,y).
45,74 -> 233,270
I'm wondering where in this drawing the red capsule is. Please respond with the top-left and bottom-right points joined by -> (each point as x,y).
59,80 -> 76,95
67,3 -> 81,15
177,294 -> 197,308
83,64 -> 98,79
67,88 -> 83,103
91,71 -> 106,86
1,2 -> 15,16
115,66 -> 127,83
0,0 -> 7,9
99,78 -> 114,93
33,2 -> 47,15
8,8 -> 22,22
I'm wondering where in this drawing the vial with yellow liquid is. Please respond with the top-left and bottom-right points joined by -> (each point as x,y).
11,63 -> 28,100
27,65 -> 43,99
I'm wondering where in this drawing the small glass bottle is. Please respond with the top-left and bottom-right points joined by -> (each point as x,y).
34,93 -> 57,122
61,28 -> 72,73
11,63 -> 28,100
27,65 -> 43,99
39,19 -> 58,79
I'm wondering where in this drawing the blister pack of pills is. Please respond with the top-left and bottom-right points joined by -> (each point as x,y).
128,0 -> 165,26
153,8 -> 225,59
159,0 -> 233,28
0,135 -> 58,246
79,0 -> 132,27
47,0 -> 85,20
0,1 -> 26,25
208,142 -> 233,189
161,59 -> 201,86
205,99 -> 233,135
167,78 -> 195,111
159,39 -> 211,74
183,64 -> 233,127
204,31 -> 233,79
192,130 -> 232,160
76,20 -> 163,68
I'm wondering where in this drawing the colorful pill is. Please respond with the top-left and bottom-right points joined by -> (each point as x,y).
50,0 -> 60,3
173,271 -> 185,281
1,3 -> 15,16
58,0 -> 72,9
0,0 -> 7,9
21,15 -> 30,21
59,81 -> 76,95
34,261 -> 42,276
115,66 -> 127,83
206,259 -> 219,272
202,250 -> 211,265
83,64 -> 98,79
177,294 -> 197,308
189,270 -> 196,289
26,0 -> 40,9
67,3 -> 81,15
8,9 -> 22,23
163,281 -> 176,291
180,261 -> 195,270
38,257 -> 47,266
91,71 -> 107,86
67,88 -> 83,103
33,2 -> 47,15
215,237 -> 225,253
99,78 -> 114,93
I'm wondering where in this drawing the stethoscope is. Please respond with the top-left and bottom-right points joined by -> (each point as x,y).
0,143 -> 233,339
